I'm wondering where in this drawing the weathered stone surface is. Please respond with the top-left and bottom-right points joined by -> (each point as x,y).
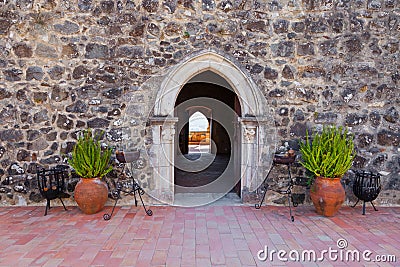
164,22 -> 182,36
282,65 -> 294,79
20,111 -> 32,124
0,88 -> 12,100
100,0 -> 115,12
39,155 -> 62,165
202,0 -> 215,10
29,192 -> 43,203
341,88 -> 356,103
60,141 -> 75,154
17,149 -> 31,161
0,18 -> 12,35
87,118 -> 110,128
357,133 -> 374,148
116,46 -> 144,58
27,130 -> 41,141
377,130 -> 400,146
56,114 -> 74,130
85,43 -> 109,59
129,24 -> 145,37
26,66 -> 44,81
142,0 -> 159,12
48,65 -> 65,80
344,35 -> 364,54
270,41 -> 295,57
0,105 -> 17,123
376,84 -> 395,99
78,0 -> 92,10
103,88 -> 122,99
278,107 -> 288,116
245,21 -> 267,32
13,43 -> 33,58
300,66 -> 325,78
3,68 -> 23,81
72,65 -> 90,79
35,43 -> 58,58
147,23 -> 160,36
0,0 -> 397,207
319,39 -> 337,56
289,122 -> 307,137
314,112 -> 338,124
33,110 -> 49,124
54,20 -> 80,34
369,111 -> 381,127
292,21 -> 305,33
249,64 -> 263,74
273,19 -> 289,34
0,129 -> 23,142
46,132 -> 57,141
345,113 -> 368,126
66,100 -> 89,113
264,66 -> 278,80
353,155 -> 368,169
297,42 -> 315,56
293,109 -> 305,121
268,89 -> 286,97
305,17 -> 328,33
51,86 -> 69,102
0,146 -> 5,159
33,92 -> 48,104
383,107 -> 399,123
62,44 -> 79,58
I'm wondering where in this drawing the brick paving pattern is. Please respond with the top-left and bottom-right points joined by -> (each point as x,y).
0,205 -> 399,266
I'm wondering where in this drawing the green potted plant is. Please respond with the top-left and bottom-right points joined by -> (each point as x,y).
68,129 -> 113,214
299,125 -> 356,216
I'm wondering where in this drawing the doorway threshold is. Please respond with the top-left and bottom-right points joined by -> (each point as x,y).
173,192 -> 242,207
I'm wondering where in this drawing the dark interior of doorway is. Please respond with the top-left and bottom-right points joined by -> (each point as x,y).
174,80 -> 241,195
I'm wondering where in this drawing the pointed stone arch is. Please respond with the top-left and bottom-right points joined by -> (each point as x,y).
149,51 -> 276,205
153,51 -> 268,117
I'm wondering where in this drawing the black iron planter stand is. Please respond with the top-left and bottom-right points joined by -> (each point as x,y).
352,170 -> 381,215
36,166 -> 70,216
104,151 -> 152,220
255,154 -> 297,222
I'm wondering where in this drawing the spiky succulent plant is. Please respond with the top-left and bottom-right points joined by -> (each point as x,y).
68,129 -> 112,178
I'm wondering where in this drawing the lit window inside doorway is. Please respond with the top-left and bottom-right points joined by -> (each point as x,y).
188,112 -> 210,154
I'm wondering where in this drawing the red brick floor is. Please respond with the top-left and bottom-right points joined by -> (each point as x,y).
0,205 -> 399,266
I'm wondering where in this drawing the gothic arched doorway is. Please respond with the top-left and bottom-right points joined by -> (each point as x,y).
173,73 -> 242,199
149,51 -> 277,206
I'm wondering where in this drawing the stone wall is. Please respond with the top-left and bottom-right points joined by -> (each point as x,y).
0,0 -> 399,206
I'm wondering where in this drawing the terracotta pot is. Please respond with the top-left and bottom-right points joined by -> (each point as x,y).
310,176 -> 345,217
74,178 -> 108,215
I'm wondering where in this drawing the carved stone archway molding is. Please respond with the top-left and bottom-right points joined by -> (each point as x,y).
149,50 -> 276,204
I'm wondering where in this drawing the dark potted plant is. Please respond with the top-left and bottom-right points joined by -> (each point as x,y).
299,125 -> 356,217
68,129 -> 113,214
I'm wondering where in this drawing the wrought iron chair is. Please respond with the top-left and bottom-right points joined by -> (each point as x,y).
103,151 -> 152,220
352,170 -> 381,215
36,166 -> 70,216
255,153 -> 298,222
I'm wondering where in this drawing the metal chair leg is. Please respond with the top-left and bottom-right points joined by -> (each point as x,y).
362,201 -> 366,215
351,199 -> 360,208
44,199 -> 50,216
288,191 -> 294,222
255,184 -> 268,209
104,185 -> 121,221
59,198 -> 68,211
287,163 -> 295,222
255,163 -> 274,209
